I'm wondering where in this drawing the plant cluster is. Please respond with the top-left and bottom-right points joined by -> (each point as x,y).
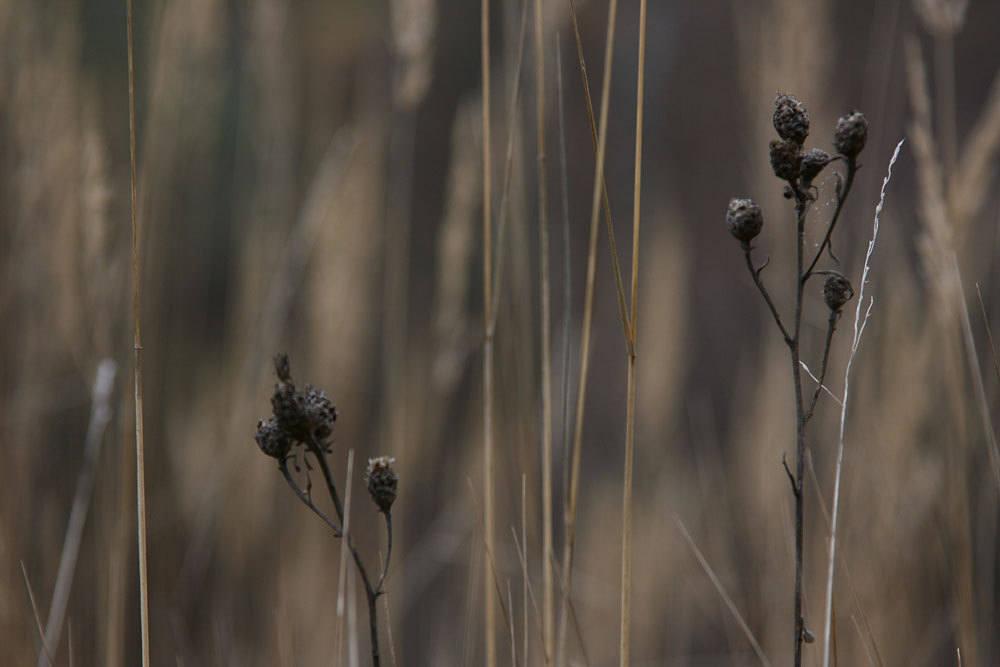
254,353 -> 396,667
727,94 -> 868,667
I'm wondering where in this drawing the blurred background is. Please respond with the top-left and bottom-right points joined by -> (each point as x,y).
2,0 -> 1000,664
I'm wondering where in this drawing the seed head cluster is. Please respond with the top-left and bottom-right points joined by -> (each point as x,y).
254,353 -> 338,459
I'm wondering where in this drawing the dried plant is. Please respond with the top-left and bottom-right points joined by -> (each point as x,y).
727,94 -> 868,667
254,354 -> 396,667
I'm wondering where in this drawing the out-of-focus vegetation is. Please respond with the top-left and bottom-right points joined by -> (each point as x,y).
3,0 -> 1000,664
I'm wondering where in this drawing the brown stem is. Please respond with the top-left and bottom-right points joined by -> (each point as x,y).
792,191 -> 807,667
803,160 -> 858,280
743,246 -> 791,345
806,309 -> 841,420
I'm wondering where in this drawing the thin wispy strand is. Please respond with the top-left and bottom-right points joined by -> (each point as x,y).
821,138 -> 905,667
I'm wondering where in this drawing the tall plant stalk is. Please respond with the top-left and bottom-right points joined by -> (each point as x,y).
619,2 -> 646,665
726,95 -> 869,667
125,1 -> 150,664
533,0 -> 554,662
481,0 -> 495,663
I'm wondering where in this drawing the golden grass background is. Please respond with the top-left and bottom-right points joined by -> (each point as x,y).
3,0 -> 1000,664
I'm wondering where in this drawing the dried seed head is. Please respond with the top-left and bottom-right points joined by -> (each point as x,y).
727,198 -> 764,244
254,417 -> 291,459
271,377 -> 310,442
303,385 -> 338,440
833,110 -> 868,159
773,94 -> 809,145
799,148 -> 832,185
366,456 -> 398,512
823,272 -> 854,311
770,139 -> 802,181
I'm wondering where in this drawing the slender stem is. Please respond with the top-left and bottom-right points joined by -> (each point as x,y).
282,452 -> 385,666
125,1 -> 150,664
822,138 -> 904,667
376,512 -> 393,594
792,193 -> 807,667
554,36 -> 575,667
481,1 -> 495,662
806,310 -> 841,420
803,161 -> 857,280
367,590 -> 382,667
567,0 -> 633,350
279,460 -> 343,537
487,0 -> 530,335
558,1 -> 619,664
535,0 -> 554,662
620,3 -> 646,665
743,247 -> 792,344
307,437 -> 345,521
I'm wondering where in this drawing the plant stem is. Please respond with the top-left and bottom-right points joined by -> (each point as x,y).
558,1 -> 619,665
535,0 -> 554,661
792,191 -> 808,667
125,1 -> 150,663
368,590 -> 382,667
481,0 -> 495,662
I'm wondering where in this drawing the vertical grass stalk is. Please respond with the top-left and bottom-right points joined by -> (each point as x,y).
481,1 -> 495,664
534,0 -> 554,663
558,1 -> 619,665
125,1 -> 150,664
619,2 -> 645,665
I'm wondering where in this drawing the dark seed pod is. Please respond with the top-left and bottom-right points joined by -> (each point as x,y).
727,198 -> 764,244
773,94 -> 810,145
799,148 -> 832,185
303,385 -> 338,440
366,456 -> 398,512
770,139 -> 802,181
834,110 -> 868,159
254,417 -> 291,459
822,272 -> 854,311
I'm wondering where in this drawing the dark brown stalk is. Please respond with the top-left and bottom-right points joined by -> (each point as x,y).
281,447 -> 389,666
791,191 -> 808,667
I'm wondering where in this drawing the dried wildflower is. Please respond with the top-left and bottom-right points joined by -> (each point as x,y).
727,198 -> 764,244
770,139 -> 802,181
254,417 -> 291,459
366,456 -> 398,512
799,148 -> 832,186
773,94 -> 810,145
303,385 -> 338,440
833,111 -> 868,159
822,272 -> 854,311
